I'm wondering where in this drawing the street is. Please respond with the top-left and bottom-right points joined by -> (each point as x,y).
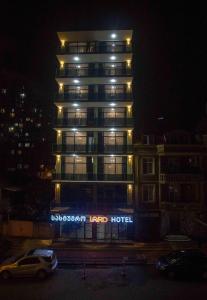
0,265 -> 207,300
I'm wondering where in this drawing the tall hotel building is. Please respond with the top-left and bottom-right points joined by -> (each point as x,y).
51,30 -> 134,241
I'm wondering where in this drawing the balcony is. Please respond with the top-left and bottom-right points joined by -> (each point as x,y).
51,201 -> 133,211
55,117 -> 133,127
56,67 -> 131,78
59,41 -> 132,54
56,92 -> 132,102
53,173 -> 133,182
53,144 -> 133,154
160,173 -> 203,183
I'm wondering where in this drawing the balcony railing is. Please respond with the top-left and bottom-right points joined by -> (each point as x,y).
55,118 -> 133,127
53,173 -> 133,181
160,173 -> 203,182
53,144 -> 133,154
59,41 -> 132,54
51,201 -> 133,210
56,67 -> 131,77
56,92 -> 132,102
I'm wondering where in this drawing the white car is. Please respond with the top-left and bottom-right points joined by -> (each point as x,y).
0,249 -> 58,280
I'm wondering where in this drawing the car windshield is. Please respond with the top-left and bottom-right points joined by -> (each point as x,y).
43,256 -> 53,263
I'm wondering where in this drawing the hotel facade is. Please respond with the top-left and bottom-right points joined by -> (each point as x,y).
51,30 -> 134,241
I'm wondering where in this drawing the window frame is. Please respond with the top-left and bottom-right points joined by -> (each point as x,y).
141,184 -> 155,203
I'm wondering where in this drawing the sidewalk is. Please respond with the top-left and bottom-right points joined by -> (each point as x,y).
4,237 -> 207,265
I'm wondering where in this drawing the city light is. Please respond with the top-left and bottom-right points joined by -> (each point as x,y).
111,33 -> 117,39
73,79 -> 80,83
110,56 -> 116,60
110,103 -> 116,106
73,56 -> 80,61
72,103 -> 79,107
110,79 -> 116,83
71,128 -> 77,131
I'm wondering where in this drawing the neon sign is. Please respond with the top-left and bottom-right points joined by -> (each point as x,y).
50,214 -> 133,223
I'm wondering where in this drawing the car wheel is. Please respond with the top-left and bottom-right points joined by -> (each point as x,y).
1,271 -> 11,280
36,270 -> 47,280
167,271 -> 175,279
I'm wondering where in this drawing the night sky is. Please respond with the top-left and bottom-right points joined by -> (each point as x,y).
0,1 -> 207,136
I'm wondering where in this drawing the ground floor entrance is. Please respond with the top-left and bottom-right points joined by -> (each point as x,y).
51,213 -> 134,241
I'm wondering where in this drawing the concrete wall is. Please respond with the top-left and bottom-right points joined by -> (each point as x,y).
2,220 -> 54,239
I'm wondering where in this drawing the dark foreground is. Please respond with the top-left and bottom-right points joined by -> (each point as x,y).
0,265 -> 207,300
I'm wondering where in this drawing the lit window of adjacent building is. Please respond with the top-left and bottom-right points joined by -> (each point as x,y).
26,117 -> 30,121
8,127 -> 14,132
1,89 -> 7,94
24,164 -> 29,169
18,143 -> 22,148
25,132 -> 29,136
40,164 -> 44,169
142,184 -> 155,202
0,108 -> 5,113
25,143 -> 30,147
17,164 -> 22,169
11,149 -> 15,155
17,150 -> 22,155
142,157 -> 155,174
36,123 -> 42,127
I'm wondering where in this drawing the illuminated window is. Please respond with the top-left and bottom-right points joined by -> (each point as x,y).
0,108 -> 5,113
65,131 -> 86,145
8,127 -> 14,132
65,108 -> 87,120
104,108 -> 125,119
104,132 -> 124,146
25,132 -> 29,136
25,143 -> 30,147
17,150 -> 22,155
104,156 -> 122,174
65,156 -> 86,174
11,149 -> 15,155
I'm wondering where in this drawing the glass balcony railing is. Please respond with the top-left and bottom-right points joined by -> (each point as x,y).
56,92 -> 132,102
53,144 -> 133,154
53,173 -> 133,181
55,118 -> 133,127
59,41 -> 132,54
56,67 -> 131,77
51,201 -> 132,210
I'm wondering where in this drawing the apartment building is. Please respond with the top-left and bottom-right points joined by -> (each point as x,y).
134,133 -> 207,240
51,30 -> 134,241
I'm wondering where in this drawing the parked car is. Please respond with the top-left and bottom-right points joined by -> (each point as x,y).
156,249 -> 207,279
0,249 -> 58,280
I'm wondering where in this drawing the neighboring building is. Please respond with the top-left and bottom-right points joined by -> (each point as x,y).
51,30 -> 134,241
134,132 -> 207,240
0,83 -> 52,179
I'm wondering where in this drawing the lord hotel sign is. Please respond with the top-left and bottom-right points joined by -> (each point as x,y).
51,214 -> 133,223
